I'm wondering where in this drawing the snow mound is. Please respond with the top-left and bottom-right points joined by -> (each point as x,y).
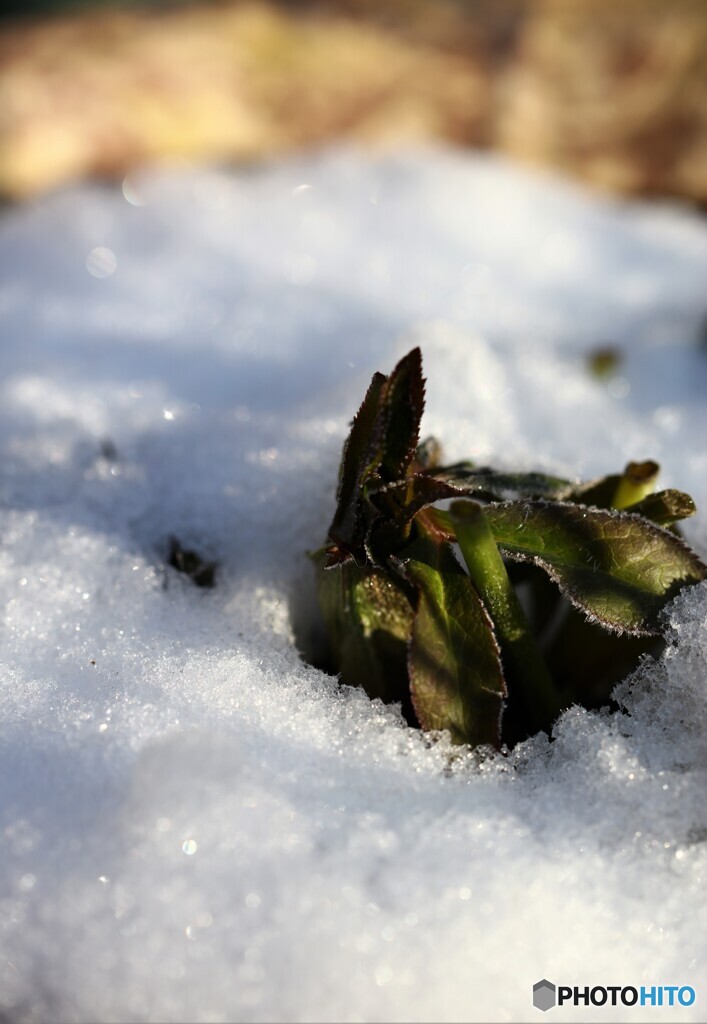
0,149 -> 706,1022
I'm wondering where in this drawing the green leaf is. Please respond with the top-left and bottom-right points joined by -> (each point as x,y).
425,464 -> 573,503
477,500 -> 707,635
565,473 -> 619,509
544,605 -> 661,706
568,461 -> 660,510
622,489 -> 696,526
315,552 -> 414,705
612,460 -> 660,509
448,501 -> 563,734
402,540 -> 506,747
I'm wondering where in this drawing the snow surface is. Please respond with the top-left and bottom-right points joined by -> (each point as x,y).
0,148 -> 706,1023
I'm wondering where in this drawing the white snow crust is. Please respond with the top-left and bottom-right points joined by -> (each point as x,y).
0,148 -> 706,1022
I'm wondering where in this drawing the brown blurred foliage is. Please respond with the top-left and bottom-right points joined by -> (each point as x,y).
0,0 -> 705,206
499,0 -> 707,205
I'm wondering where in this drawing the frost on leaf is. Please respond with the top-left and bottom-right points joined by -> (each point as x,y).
480,500 -> 707,634
313,347 -> 706,748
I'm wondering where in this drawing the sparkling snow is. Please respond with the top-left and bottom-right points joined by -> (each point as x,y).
0,149 -> 706,1022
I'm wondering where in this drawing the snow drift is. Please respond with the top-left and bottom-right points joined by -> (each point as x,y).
0,149 -> 706,1022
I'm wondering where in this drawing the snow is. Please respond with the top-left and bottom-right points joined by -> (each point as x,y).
0,147 -> 706,1022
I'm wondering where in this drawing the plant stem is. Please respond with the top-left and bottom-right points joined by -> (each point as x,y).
612,460 -> 659,509
449,502 -> 563,732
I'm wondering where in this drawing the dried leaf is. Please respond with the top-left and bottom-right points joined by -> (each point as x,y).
587,346 -> 622,379
167,536 -> 217,588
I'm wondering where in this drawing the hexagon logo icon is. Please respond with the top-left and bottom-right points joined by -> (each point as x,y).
533,979 -> 557,1012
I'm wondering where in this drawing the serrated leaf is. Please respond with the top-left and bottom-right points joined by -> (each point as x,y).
377,347 -> 425,482
476,500 -> 707,635
315,552 -> 413,705
402,540 -> 506,747
370,472 -> 465,527
326,349 -> 426,564
426,464 -> 573,503
367,472 -> 475,564
327,369 -> 386,563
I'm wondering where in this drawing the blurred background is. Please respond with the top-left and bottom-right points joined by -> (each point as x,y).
0,0 -> 705,208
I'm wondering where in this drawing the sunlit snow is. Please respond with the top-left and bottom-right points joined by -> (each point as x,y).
0,149 -> 706,1022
